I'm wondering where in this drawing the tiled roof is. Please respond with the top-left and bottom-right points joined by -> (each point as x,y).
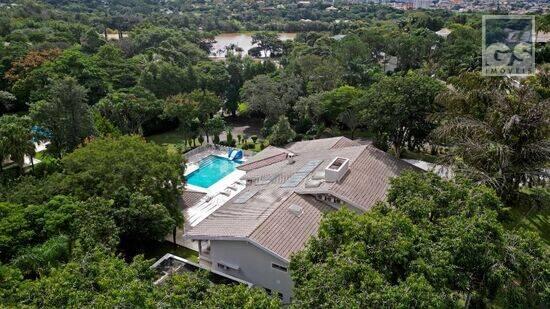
331,137 -> 361,149
238,152 -> 288,171
180,191 -> 206,209
250,194 -> 332,260
286,137 -> 344,153
323,146 -> 421,211
244,146 -> 290,163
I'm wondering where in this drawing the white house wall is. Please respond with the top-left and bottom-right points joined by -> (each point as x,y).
208,240 -> 293,303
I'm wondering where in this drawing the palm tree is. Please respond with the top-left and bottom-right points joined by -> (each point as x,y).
0,115 -> 37,174
434,81 -> 549,202
338,109 -> 360,140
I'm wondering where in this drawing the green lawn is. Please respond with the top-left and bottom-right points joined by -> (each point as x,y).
504,188 -> 550,247
146,126 -> 189,146
142,241 -> 199,263
146,126 -> 264,153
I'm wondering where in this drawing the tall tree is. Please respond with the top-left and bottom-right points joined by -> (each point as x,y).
0,91 -> 16,115
163,94 -> 199,148
139,61 -> 192,99
434,77 -> 549,201
251,32 -> 282,57
204,115 -> 226,144
96,87 -> 161,135
291,172 -> 549,308
55,135 -> 183,228
338,109 -> 361,139
268,116 -> 296,146
241,74 -> 287,120
0,115 -> 35,174
359,72 -> 443,157
29,77 -> 95,156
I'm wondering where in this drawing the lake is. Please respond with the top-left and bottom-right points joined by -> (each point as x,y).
210,32 -> 297,58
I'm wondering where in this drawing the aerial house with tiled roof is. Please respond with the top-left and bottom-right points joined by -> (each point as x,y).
183,137 -> 420,303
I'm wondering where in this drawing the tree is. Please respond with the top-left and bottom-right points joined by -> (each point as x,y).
290,172 -> 549,308
29,77 -> 95,156
4,49 -> 62,85
268,116 -> 296,146
189,89 -> 221,119
55,136 -> 183,228
80,28 -> 105,53
434,77 -> 549,201
0,91 -> 16,114
436,25 -> 481,78
391,28 -> 441,72
241,74 -> 287,120
251,32 -> 282,57
294,92 -> 325,123
195,61 -> 230,98
359,72 -> 443,157
290,54 -> 343,94
0,115 -> 36,174
11,48 -> 108,104
163,94 -> 199,148
11,248 -> 157,308
338,109 -> 361,139
321,86 -> 364,125
225,54 -> 245,115
92,44 -> 138,89
158,270 -> 280,308
96,87 -> 162,135
139,61 -> 193,98
205,115 -> 226,144
334,34 -> 377,87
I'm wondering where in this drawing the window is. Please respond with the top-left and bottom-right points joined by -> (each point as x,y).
217,263 -> 230,270
271,263 -> 287,272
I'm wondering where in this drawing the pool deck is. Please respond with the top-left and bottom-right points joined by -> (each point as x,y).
170,144 -> 249,250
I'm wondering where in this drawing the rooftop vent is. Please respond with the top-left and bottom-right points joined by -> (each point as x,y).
325,157 -> 349,183
287,153 -> 296,164
288,204 -> 303,217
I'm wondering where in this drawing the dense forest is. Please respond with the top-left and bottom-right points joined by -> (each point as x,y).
0,0 -> 548,307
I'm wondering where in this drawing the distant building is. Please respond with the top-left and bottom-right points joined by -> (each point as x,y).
415,0 -> 433,9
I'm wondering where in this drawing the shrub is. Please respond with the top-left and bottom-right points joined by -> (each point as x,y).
268,116 -> 296,146
198,135 -> 204,145
226,131 -> 234,145
251,135 -> 258,144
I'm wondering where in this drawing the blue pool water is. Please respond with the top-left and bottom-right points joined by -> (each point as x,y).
186,155 -> 241,189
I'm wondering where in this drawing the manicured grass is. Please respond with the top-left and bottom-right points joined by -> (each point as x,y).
122,239 -> 199,263
400,149 -> 439,163
146,126 -> 188,146
142,241 -> 199,263
503,188 -> 550,247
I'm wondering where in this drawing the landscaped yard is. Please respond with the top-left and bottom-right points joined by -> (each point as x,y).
124,241 -> 199,263
504,188 -> 550,247
143,241 -> 199,263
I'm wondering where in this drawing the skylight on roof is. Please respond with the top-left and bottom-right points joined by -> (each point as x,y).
280,160 -> 323,188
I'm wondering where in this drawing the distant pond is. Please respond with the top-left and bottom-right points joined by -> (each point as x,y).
210,32 -> 297,59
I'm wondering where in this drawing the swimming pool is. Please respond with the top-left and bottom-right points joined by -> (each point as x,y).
186,155 -> 242,189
